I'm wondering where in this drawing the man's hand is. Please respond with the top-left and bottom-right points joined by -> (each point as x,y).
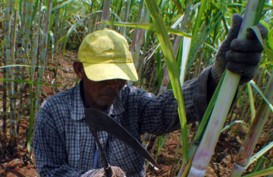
81,166 -> 126,177
211,14 -> 268,84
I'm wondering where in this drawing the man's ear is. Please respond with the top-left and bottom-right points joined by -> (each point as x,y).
73,61 -> 84,79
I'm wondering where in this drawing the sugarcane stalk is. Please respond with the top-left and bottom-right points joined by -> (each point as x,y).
131,0 -> 147,83
2,0 -> 12,141
27,0 -> 53,152
14,0 -> 30,148
180,72 -> 224,177
27,0 -> 41,152
99,0 -> 112,29
188,1 -> 265,176
231,75 -> 273,177
9,5 -> 17,144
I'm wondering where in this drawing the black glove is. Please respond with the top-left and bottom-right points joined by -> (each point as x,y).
81,166 -> 126,177
211,14 -> 268,84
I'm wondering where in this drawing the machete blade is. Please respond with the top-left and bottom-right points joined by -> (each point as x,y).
84,107 -> 159,168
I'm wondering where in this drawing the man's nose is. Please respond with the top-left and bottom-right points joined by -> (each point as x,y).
105,80 -> 118,90
105,80 -> 115,85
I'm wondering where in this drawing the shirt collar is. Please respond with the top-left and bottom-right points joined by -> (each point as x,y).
71,83 -> 85,120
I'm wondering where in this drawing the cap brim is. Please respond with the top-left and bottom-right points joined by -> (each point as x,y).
83,63 -> 139,82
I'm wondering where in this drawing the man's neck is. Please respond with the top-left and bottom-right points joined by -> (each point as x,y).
79,81 -> 107,111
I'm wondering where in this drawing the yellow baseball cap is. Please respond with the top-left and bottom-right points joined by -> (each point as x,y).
78,29 -> 138,82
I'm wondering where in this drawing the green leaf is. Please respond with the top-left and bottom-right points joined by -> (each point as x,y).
250,80 -> 273,112
268,28 -> 273,50
144,0 -> 189,164
242,167 -> 273,177
249,26 -> 264,47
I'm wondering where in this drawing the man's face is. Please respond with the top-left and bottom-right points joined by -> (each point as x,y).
73,62 -> 126,110
82,76 -> 126,109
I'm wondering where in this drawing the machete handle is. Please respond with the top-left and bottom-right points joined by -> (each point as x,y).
104,164 -> 113,177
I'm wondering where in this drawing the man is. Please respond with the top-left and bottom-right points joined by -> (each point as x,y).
33,14 -> 267,177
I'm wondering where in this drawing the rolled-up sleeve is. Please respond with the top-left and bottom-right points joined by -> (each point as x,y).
184,66 -> 213,123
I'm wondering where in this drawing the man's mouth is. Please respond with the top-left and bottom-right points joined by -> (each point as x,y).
102,92 -> 118,100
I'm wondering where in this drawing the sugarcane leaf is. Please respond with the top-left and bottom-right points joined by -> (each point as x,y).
250,80 -> 273,112
52,0 -> 74,11
264,45 -> 273,59
144,0 -> 189,163
106,21 -> 192,38
247,142 -> 273,168
246,83 -> 256,122
242,167 -> 273,177
268,28 -> 273,50
221,120 -> 247,133
249,26 -> 264,47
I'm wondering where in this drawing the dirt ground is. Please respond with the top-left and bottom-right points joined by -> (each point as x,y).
0,51 -> 272,177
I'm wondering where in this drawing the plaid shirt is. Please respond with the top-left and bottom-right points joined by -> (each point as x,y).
33,67 -> 211,177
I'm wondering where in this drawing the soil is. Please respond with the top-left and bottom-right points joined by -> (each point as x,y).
0,51 -> 272,177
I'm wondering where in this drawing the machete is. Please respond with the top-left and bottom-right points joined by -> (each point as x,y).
85,117 -> 113,177
84,107 -> 159,169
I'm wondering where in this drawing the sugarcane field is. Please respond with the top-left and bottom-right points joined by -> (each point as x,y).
1,0 -> 273,177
